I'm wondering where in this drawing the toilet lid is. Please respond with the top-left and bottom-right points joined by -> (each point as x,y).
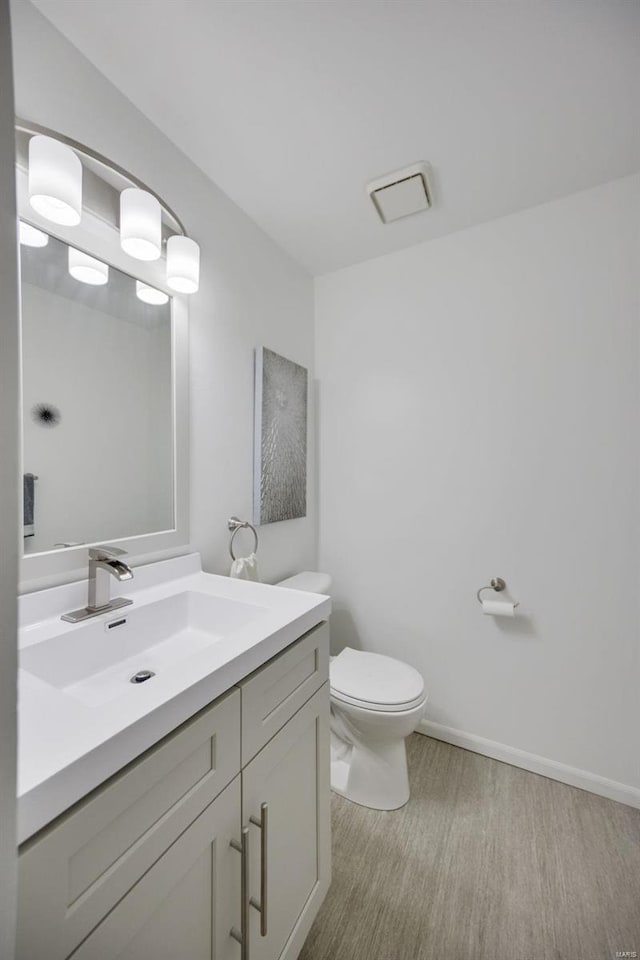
330,648 -> 425,710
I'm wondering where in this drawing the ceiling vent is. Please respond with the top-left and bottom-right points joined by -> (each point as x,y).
367,162 -> 432,224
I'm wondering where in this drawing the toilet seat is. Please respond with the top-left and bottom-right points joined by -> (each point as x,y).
331,688 -> 426,713
330,648 -> 425,714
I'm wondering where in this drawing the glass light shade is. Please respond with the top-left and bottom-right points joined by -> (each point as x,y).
120,188 -> 162,261
68,247 -> 109,285
166,235 -> 200,293
19,221 -> 49,247
136,281 -> 169,305
28,135 -> 82,226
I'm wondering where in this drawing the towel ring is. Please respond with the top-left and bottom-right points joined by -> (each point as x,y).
228,516 -> 259,561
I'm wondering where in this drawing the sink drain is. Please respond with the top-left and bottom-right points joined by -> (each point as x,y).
130,669 -> 155,684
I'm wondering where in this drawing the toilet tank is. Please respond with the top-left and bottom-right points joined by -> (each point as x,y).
276,571 -> 332,595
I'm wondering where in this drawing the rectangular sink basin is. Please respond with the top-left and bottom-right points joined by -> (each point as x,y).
20,591 -> 267,707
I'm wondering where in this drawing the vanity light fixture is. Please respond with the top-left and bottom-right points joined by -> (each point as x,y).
120,188 -> 162,261
68,247 -> 109,286
18,120 -> 201,297
19,221 -> 49,247
166,235 -> 200,294
28,134 -> 82,226
136,281 -> 169,305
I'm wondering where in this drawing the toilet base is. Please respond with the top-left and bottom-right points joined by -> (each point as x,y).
330,734 -> 410,811
330,757 -> 350,796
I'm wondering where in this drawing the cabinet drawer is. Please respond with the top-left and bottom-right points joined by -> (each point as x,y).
18,688 -> 240,960
240,621 -> 329,764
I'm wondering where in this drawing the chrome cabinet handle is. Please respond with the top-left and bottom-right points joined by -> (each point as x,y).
249,803 -> 269,937
230,826 -> 250,959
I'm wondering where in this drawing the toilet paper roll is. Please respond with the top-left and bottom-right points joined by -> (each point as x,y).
482,599 -> 516,617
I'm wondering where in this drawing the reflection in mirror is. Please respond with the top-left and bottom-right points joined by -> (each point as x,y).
20,228 -> 174,555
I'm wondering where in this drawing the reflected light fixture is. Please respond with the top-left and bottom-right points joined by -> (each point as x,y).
166,235 -> 200,294
120,188 -> 162,261
28,134 -> 82,226
136,281 -> 169,305
68,247 -> 109,285
19,221 -> 49,247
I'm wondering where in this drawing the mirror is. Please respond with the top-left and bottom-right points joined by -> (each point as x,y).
20,229 -> 174,556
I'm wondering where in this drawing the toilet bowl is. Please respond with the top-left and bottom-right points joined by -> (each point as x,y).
276,571 -> 428,810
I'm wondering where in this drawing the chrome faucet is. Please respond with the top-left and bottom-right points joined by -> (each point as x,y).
88,546 -> 134,610
61,546 -> 134,623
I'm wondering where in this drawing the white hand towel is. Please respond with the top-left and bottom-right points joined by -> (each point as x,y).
230,552 -> 260,582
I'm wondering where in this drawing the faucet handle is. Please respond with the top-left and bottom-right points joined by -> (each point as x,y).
89,545 -> 128,561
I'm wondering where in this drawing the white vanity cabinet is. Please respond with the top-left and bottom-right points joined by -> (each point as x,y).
17,621 -> 330,960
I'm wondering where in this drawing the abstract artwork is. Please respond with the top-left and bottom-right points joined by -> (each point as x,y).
253,347 -> 308,525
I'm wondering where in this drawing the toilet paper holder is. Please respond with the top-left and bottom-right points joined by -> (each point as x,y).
476,577 -> 519,607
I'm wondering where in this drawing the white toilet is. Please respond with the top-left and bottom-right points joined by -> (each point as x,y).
277,571 -> 428,810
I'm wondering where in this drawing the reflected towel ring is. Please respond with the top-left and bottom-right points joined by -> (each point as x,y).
228,516 -> 259,561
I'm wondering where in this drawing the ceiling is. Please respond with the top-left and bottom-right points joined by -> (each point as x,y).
30,0 -> 640,275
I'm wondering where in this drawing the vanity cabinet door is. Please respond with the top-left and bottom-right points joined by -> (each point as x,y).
242,682 -> 331,960
68,775 -> 242,960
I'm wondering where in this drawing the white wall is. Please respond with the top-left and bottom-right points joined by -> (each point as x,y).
0,0 -> 19,953
316,175 -> 640,796
11,0 -> 316,584
21,283 -> 172,552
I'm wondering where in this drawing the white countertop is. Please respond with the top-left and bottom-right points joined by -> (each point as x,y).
18,554 -> 331,843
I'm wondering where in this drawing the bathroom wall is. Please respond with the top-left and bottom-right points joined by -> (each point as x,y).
0,0 -> 19,952
316,174 -> 640,800
11,0 -> 316,585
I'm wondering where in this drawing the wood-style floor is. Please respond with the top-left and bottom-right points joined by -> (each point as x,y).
299,734 -> 640,960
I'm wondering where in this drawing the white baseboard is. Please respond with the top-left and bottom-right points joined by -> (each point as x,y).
417,719 -> 640,810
